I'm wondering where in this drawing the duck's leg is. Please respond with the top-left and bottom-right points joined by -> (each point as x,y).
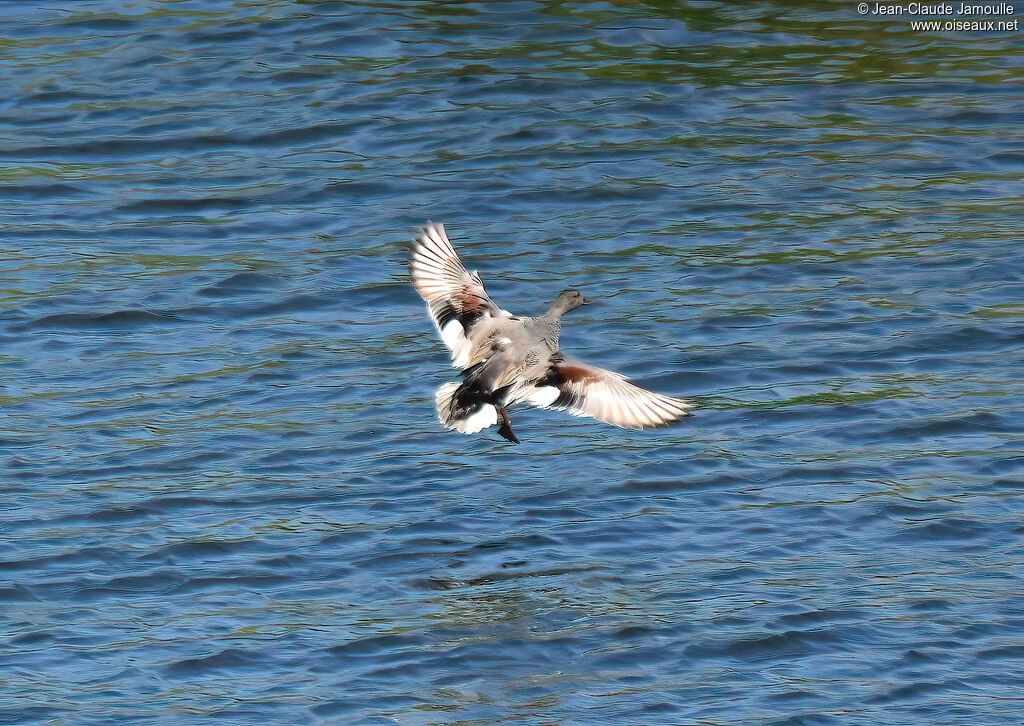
496,406 -> 520,444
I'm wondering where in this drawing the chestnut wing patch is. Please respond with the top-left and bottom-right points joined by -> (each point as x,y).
433,285 -> 493,332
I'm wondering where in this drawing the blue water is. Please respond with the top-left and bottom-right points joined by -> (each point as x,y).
2,2 -> 1023,724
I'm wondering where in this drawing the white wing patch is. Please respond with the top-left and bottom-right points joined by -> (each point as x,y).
440,319 -> 464,350
527,386 -> 560,408
439,319 -> 474,368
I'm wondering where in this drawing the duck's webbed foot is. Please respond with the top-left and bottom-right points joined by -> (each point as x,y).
496,406 -> 520,444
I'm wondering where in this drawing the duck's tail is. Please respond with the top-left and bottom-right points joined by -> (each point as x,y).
435,382 -> 498,434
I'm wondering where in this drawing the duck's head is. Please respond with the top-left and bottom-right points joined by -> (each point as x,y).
550,288 -> 589,314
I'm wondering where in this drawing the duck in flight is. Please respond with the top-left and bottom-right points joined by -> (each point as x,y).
410,223 -> 694,444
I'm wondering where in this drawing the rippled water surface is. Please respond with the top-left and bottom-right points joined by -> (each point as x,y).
2,1 -> 1023,724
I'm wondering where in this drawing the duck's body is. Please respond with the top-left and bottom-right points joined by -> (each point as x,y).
410,223 -> 693,443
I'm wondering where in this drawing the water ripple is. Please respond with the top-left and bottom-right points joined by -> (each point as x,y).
1,1 -> 1022,724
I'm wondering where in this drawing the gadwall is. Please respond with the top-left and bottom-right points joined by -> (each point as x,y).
410,223 -> 693,443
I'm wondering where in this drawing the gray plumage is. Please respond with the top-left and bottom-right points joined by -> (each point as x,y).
409,222 -> 694,443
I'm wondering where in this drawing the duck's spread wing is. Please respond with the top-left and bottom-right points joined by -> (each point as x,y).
410,223 -> 507,369
530,356 -> 694,429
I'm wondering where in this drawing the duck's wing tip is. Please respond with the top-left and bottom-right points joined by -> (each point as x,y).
409,222 -> 507,369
